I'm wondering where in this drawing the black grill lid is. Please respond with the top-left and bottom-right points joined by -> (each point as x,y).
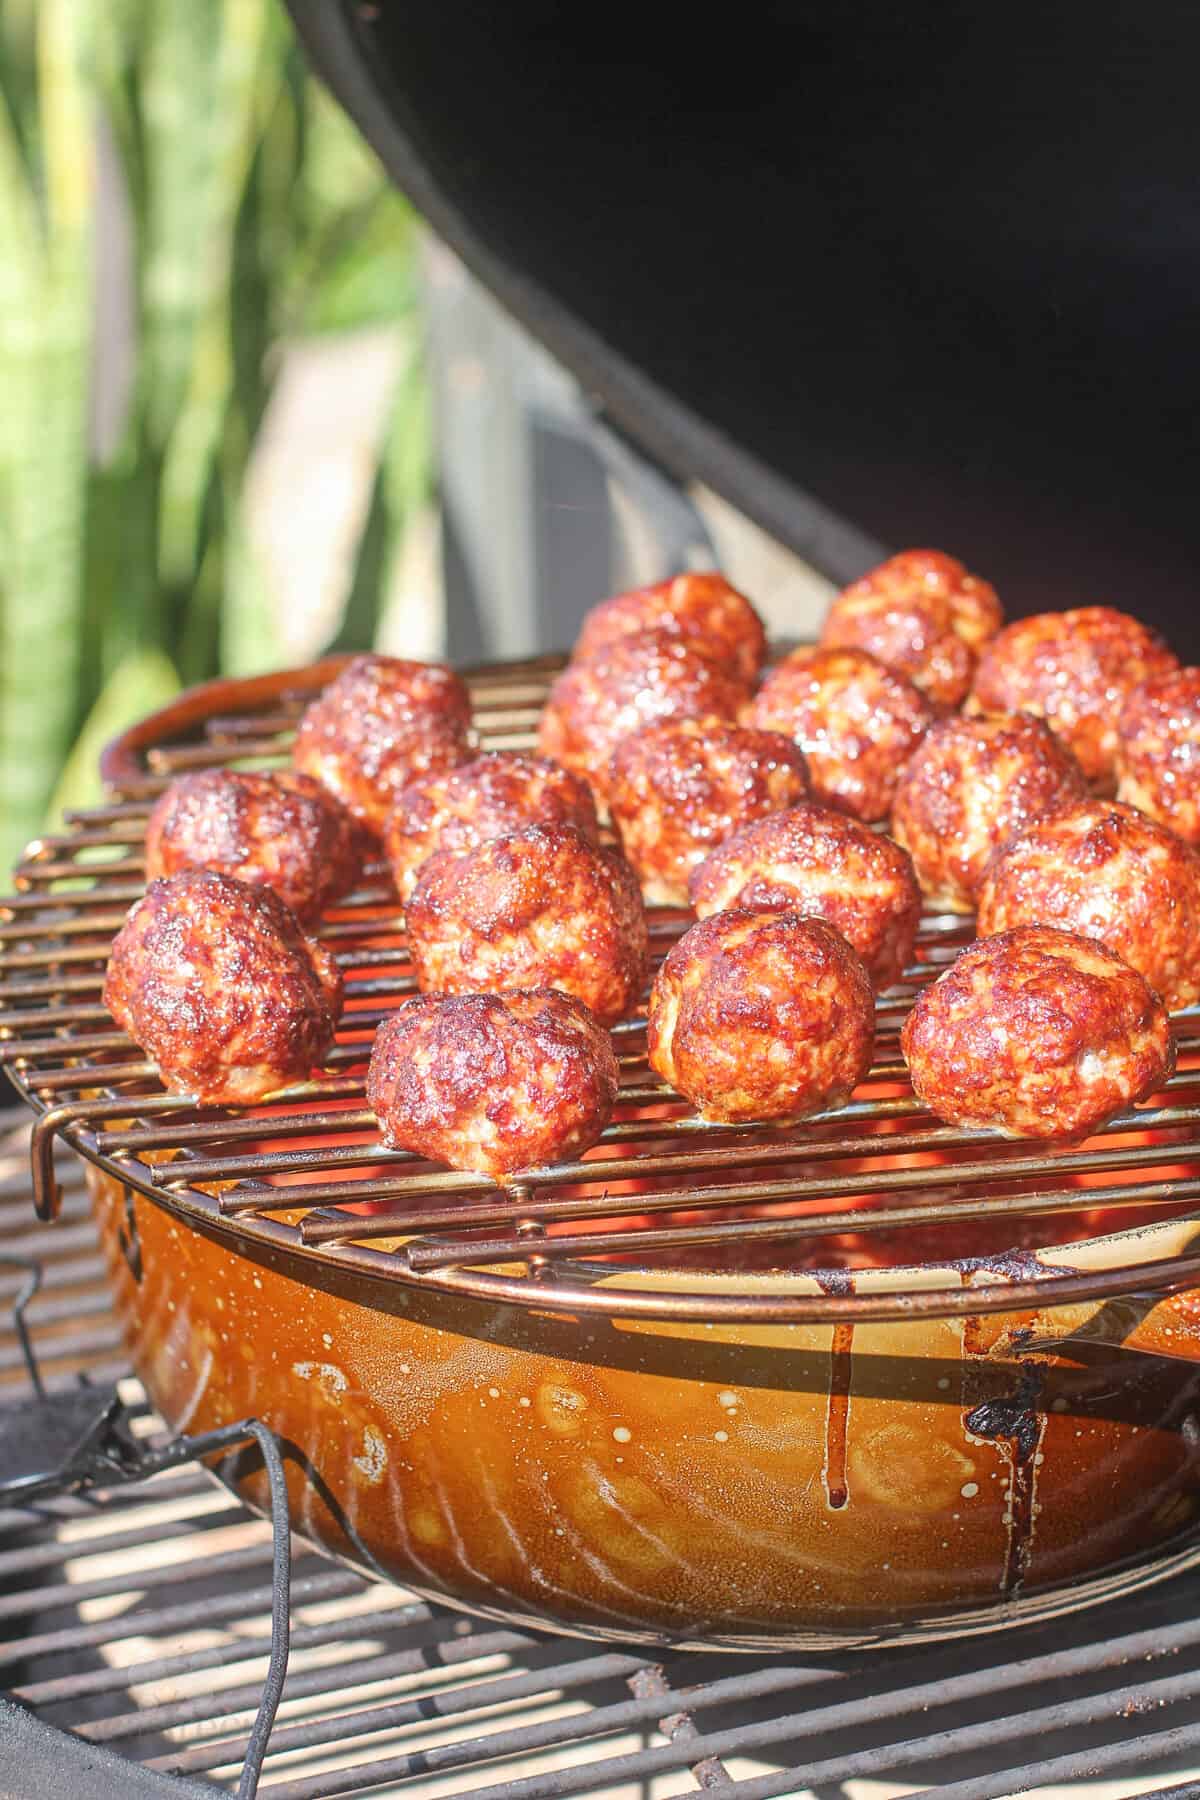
286,5 -> 1200,650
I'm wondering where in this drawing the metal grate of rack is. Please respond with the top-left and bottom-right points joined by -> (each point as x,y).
3,653 -> 1200,1329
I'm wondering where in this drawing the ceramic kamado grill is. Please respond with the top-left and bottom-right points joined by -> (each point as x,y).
5,8 -> 1200,1796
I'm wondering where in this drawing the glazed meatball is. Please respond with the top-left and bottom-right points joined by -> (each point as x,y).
607,717 -> 810,906
901,926 -> 1173,1140
406,823 -> 649,1026
690,810 -> 928,993
968,607 -> 1178,785
975,800 -> 1200,1011
647,910 -> 875,1123
745,646 -> 933,822
104,869 -> 343,1105
145,768 -> 364,925
367,989 -> 619,1179
573,571 -> 767,685
688,804 -> 921,990
292,654 -> 472,836
384,752 -> 598,903
537,630 -> 750,804
891,713 -> 1087,912
821,548 -> 1003,711
1116,666 -> 1200,844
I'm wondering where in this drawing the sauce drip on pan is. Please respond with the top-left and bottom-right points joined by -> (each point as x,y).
964,1367 -> 1046,1600
817,1269 -> 855,1510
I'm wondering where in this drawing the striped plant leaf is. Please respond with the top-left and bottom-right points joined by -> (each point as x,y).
45,646 -> 180,829
157,0 -> 282,604
0,0 -> 429,878
0,0 -> 94,873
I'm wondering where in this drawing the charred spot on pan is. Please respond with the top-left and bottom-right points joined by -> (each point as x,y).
964,1367 -> 1045,1465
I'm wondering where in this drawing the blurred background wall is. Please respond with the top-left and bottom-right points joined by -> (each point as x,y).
0,0 -> 832,875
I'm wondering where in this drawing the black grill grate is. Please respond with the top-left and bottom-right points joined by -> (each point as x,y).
5,1141 -> 1200,1797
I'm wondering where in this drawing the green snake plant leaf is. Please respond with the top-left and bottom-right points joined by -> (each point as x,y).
0,0 -> 94,873
155,0 -> 283,608
0,1 -> 428,878
45,645 -> 181,831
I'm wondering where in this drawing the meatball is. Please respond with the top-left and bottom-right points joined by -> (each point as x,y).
145,768 -> 364,925
406,823 -> 648,1026
890,712 -> 1087,912
537,630 -> 750,804
975,800 -> 1200,1011
821,548 -> 1003,711
901,925 -> 1173,1140
688,804 -> 921,990
384,752 -> 598,903
573,571 -> 767,685
646,910 -> 875,1123
367,989 -> 619,1179
104,869 -> 343,1105
607,717 -> 810,906
292,654 -> 473,836
745,646 -> 933,822
1116,666 -> 1200,844
968,607 -> 1178,785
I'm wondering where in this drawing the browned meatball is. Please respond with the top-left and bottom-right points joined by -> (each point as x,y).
367,989 -> 619,1178
890,713 -> 1087,912
292,654 -> 473,836
1116,666 -> 1200,844
745,646 -> 933,822
901,926 -> 1173,1140
821,548 -> 1003,711
104,869 -> 343,1105
537,630 -> 751,804
607,717 -> 810,906
384,752 -> 598,903
573,571 -> 767,685
646,910 -> 875,1123
145,768 -> 364,925
968,607 -> 1178,785
975,800 -> 1200,1010
406,823 -> 648,1025
688,804 -> 921,990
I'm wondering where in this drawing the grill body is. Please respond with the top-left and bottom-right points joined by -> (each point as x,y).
8,655 -> 1200,1649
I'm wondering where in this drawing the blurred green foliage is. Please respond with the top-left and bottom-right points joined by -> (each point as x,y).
0,0 -> 429,872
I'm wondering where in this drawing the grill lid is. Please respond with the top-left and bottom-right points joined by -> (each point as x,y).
284,6 -> 1200,646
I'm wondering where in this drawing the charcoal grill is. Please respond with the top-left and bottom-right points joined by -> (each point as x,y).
3,9 -> 1200,1792
2,650 -> 1200,1699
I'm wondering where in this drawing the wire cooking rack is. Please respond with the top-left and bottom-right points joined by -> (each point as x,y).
5,1143 -> 1200,1798
3,652 -> 1200,1326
